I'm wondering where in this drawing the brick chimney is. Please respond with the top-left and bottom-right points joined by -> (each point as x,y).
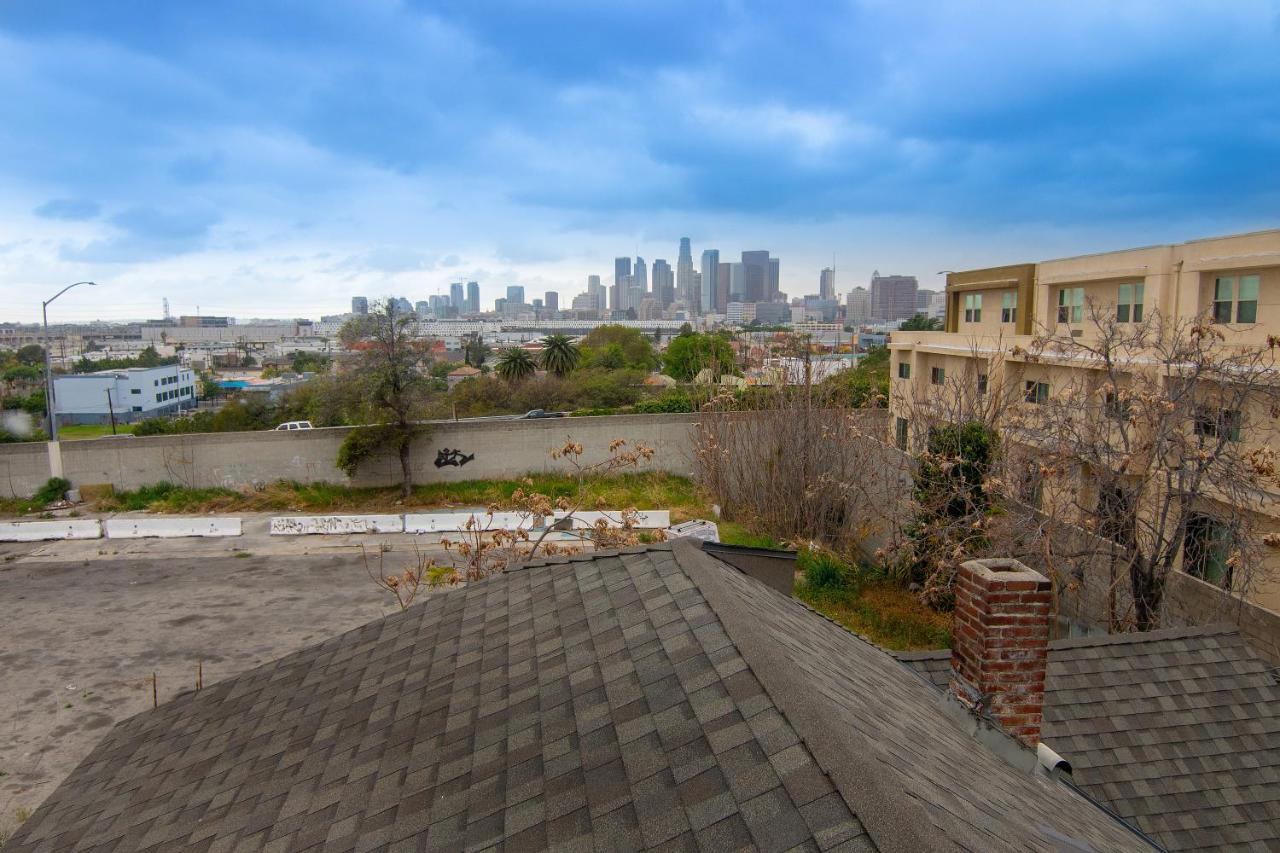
949,558 -> 1051,747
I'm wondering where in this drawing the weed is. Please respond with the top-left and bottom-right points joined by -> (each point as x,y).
33,477 -> 71,506
15,806 -> 31,823
234,552 -> 252,559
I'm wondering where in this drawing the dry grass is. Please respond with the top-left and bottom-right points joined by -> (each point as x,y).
797,582 -> 952,651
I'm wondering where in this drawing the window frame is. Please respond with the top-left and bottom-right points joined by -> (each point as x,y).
1057,287 -> 1084,324
963,293 -> 982,323
1024,380 -> 1049,404
1000,292 -> 1017,324
897,361 -> 911,380
976,372 -> 988,396
1183,512 -> 1235,589
894,417 -> 908,451
930,366 -> 946,386
1116,282 -> 1145,323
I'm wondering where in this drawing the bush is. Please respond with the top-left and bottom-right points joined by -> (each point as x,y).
33,477 -> 71,505
799,548 -> 854,593
633,391 -> 694,414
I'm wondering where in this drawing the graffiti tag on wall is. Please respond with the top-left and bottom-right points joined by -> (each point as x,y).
435,448 -> 475,468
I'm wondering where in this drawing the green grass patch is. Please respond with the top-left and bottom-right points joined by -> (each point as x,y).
55,423 -> 137,440
716,521 -> 782,549
792,548 -> 951,651
84,473 -> 714,521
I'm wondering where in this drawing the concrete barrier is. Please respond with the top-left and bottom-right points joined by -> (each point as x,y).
0,519 -> 103,541
404,511 -> 546,533
269,515 -> 404,535
105,517 -> 243,539
552,510 -> 671,529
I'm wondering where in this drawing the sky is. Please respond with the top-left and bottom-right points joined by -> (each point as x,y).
1,0 -> 1278,321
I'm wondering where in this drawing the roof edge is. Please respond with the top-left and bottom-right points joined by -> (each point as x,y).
1047,623 -> 1239,651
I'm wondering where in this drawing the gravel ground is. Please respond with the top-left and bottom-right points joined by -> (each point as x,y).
0,548 -> 426,840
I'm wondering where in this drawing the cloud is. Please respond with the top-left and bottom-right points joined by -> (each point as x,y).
59,206 -> 220,263
34,198 -> 101,220
331,247 -> 440,275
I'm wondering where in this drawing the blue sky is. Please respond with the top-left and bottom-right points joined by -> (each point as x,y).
2,0 -> 1278,320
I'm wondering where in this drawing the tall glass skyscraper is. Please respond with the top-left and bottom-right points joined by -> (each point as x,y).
466,281 -> 480,314
676,238 -> 694,307
450,282 -> 464,310
700,249 -> 720,314
613,257 -> 632,310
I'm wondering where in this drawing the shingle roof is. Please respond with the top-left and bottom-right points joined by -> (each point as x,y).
6,541 -> 1149,852
895,626 -> 1280,852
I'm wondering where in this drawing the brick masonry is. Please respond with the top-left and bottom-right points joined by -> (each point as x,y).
949,558 -> 1052,746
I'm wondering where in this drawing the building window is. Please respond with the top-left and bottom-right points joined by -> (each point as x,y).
1194,406 -> 1241,441
1183,513 -> 1235,588
1103,390 -> 1130,420
963,294 -> 982,323
897,362 -> 911,380
977,373 -> 988,395
1096,483 -> 1136,547
1213,275 -> 1259,324
131,406 -> 142,412
130,388 -> 141,395
1116,283 -> 1144,323
1001,292 -> 1017,324
930,366 -> 946,386
1057,287 -> 1084,324
1024,380 -> 1049,404
894,417 -> 908,451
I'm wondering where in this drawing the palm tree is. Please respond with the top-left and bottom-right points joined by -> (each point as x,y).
494,347 -> 537,382
539,334 -> 581,377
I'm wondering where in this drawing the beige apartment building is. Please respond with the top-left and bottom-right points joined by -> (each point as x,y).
889,229 -> 1280,611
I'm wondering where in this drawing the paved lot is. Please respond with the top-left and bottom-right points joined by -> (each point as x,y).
0,541 -> 442,840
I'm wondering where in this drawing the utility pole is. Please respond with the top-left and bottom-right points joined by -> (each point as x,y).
42,281 -> 97,442
106,388 -> 118,435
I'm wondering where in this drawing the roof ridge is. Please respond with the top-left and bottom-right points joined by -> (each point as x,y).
1048,623 -> 1239,650
669,538 -> 940,853
503,541 -> 673,572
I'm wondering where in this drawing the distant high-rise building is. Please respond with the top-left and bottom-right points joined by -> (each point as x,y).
532,298 -> 543,310
870,271 -> 918,320
915,288 -> 936,313
700,249 -> 720,314
651,259 -> 674,307
393,297 -> 413,315
466,281 -> 480,314
729,262 -> 746,303
613,257 -> 631,311
634,257 -> 647,295
741,251 -> 770,302
676,238 -> 694,306
415,300 -> 430,316
587,275 -> 606,311
716,262 -> 731,313
768,258 -> 780,302
506,285 -> 525,306
846,287 -> 872,327
820,268 -> 835,301
351,296 -> 369,315
544,291 -> 559,312
450,282 -> 465,310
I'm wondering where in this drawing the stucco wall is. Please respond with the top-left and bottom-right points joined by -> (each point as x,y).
0,414 -> 701,498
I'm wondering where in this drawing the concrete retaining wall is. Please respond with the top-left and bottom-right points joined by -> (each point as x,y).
0,519 -> 102,541
104,517 -> 242,538
0,414 -> 700,498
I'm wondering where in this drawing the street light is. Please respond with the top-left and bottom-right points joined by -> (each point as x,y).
43,281 -> 97,442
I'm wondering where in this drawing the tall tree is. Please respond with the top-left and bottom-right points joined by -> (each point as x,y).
663,332 -> 739,382
899,314 -> 943,331
494,347 -> 537,382
336,299 -> 434,497
539,334 -> 581,377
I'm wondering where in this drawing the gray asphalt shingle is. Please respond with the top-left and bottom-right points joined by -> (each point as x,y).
895,625 -> 1280,852
6,541 -> 1151,851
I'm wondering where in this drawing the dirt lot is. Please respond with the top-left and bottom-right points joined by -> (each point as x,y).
0,548 -> 419,840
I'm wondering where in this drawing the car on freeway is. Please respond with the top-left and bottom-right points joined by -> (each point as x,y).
274,421 -> 314,431
519,409 -> 565,419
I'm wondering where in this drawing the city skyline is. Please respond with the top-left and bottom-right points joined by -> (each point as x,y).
2,2 -> 1278,322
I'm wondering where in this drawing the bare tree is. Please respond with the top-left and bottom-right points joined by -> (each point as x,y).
1007,307 -> 1280,629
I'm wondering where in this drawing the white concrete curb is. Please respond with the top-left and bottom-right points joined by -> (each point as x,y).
403,511 -> 545,533
105,518 -> 243,539
269,515 -> 405,535
0,519 -> 103,542
552,510 -> 671,529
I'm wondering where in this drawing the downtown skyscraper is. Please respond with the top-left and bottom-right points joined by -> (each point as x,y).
675,238 -> 694,308
450,282 -> 465,310
700,249 -> 720,314
613,257 -> 632,311
466,281 -> 480,314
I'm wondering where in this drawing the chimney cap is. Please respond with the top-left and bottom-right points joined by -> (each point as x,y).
960,558 -> 1048,586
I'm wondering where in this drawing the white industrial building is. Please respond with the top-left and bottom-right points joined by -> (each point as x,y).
52,365 -> 196,425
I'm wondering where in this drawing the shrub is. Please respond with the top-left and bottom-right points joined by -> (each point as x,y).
33,477 -> 71,505
799,548 -> 852,593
